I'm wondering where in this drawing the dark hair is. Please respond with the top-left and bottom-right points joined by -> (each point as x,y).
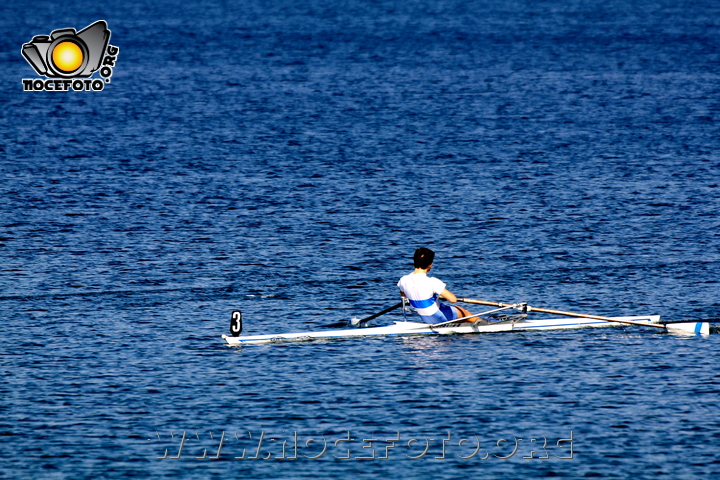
413,247 -> 435,269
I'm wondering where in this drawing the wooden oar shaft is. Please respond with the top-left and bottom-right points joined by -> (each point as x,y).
456,298 -> 514,308
528,306 -> 666,329
457,298 -> 666,329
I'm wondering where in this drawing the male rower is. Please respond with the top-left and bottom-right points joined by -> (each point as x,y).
397,247 -> 478,324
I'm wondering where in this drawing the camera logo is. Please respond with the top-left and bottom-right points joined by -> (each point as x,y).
21,20 -> 119,91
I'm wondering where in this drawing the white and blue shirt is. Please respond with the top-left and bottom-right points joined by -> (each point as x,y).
397,272 -> 447,322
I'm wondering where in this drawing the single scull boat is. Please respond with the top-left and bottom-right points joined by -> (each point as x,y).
222,300 -> 710,345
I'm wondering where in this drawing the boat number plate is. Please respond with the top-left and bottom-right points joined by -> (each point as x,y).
230,311 -> 243,336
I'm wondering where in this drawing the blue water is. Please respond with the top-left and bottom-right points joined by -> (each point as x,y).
2,0 -> 720,478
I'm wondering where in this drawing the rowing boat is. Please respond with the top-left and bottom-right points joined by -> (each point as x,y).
222,302 -> 709,345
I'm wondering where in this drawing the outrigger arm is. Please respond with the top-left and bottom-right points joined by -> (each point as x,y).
457,298 -> 709,333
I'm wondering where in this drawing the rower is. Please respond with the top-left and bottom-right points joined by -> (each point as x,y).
397,247 -> 478,324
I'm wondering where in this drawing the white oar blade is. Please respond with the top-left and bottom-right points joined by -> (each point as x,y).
666,322 -> 710,335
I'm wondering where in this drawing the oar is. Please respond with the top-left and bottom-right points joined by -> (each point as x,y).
457,298 -> 666,329
351,302 -> 403,326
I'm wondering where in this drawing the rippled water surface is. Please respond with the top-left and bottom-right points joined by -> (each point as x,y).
2,0 -> 720,478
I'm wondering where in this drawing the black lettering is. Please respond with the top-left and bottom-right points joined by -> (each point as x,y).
100,66 -> 112,78
72,80 -> 84,91
84,79 -> 93,90
23,79 -> 34,91
44,79 -> 54,91
91,79 -> 104,91
102,56 -> 115,67
33,80 -> 44,90
63,80 -> 71,90
107,45 -> 119,56
54,80 -> 63,91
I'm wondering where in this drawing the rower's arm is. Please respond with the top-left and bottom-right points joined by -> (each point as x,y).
439,289 -> 457,303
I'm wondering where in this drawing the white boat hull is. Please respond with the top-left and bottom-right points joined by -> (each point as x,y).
222,315 -> 709,345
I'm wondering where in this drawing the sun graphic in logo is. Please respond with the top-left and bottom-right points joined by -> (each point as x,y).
51,41 -> 84,73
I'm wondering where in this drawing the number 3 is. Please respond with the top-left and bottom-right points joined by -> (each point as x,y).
230,311 -> 243,336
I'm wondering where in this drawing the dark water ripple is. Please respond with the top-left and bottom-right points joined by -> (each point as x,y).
2,0 -> 720,478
